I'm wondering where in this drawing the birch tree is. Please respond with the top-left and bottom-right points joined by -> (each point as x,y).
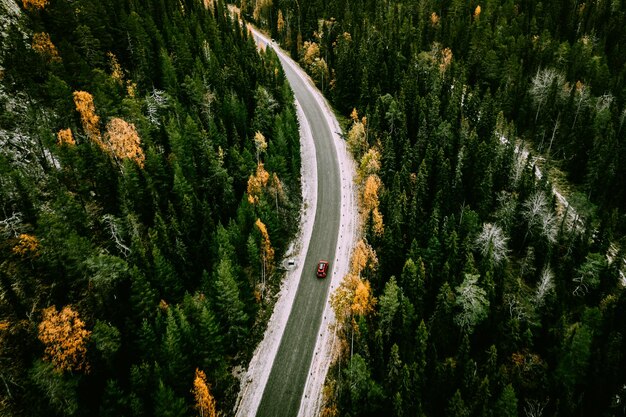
454,273 -> 489,333
474,223 -> 509,266
535,265 -> 555,305
529,68 -> 565,123
522,191 -> 557,243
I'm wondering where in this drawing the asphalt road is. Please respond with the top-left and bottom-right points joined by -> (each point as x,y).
253,38 -> 342,417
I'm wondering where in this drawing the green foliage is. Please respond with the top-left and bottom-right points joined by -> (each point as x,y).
277,0 -> 626,415
0,0 -> 301,413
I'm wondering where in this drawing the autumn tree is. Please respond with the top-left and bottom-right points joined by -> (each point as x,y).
255,218 -> 275,299
473,5 -> 481,19
247,163 -> 270,204
73,91 -> 101,142
192,368 -> 217,417
103,117 -> 145,168
253,131 -> 267,163
362,174 -> 384,236
32,33 -> 61,63
22,0 -> 48,9
12,233 -> 40,257
350,239 -> 378,278
38,305 -> 91,373
347,111 -> 367,158
57,128 -> 75,146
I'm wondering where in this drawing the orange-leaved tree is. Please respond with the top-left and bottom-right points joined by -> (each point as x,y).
31,32 -> 61,62
57,128 -> 75,146
192,368 -> 217,417
22,0 -> 48,9
73,91 -> 102,144
38,305 -> 91,373
255,219 -> 274,269
362,174 -> 384,236
331,239 -> 378,358
12,233 -> 40,257
255,218 -> 275,300
350,239 -> 378,278
103,117 -> 145,168
474,5 -> 482,19
247,163 -> 270,204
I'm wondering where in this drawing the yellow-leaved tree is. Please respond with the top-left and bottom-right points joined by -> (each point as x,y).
22,0 -> 48,9
247,163 -> 270,204
255,218 -> 275,300
330,239 -> 377,358
73,91 -> 102,143
347,115 -> 367,158
107,52 -> 124,85
362,174 -> 384,236
38,305 -> 91,373
350,239 -> 378,277
253,131 -> 267,162
439,47 -> 453,74
103,117 -> 145,168
192,368 -> 217,417
474,5 -> 482,19
31,33 -> 61,62
12,233 -> 40,257
57,128 -> 75,146
430,12 -> 440,27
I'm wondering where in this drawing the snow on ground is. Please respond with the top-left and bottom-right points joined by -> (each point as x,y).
234,26 -> 358,417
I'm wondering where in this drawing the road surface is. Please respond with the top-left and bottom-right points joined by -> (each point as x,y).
249,30 -> 342,417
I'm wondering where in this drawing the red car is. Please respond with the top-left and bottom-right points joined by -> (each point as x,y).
316,260 -> 329,278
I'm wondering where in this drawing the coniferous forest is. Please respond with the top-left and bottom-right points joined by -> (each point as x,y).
246,0 -> 626,416
1,0 -> 302,415
3,0 -> 626,416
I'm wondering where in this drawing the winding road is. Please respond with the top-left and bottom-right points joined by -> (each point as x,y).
237,27 -> 350,417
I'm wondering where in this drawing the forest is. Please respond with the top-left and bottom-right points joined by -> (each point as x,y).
0,0 -> 302,415
245,0 -> 626,416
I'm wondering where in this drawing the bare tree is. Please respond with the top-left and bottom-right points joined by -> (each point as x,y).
0,212 -> 22,238
524,398 -> 548,417
102,214 -> 130,257
455,273 -> 489,333
535,265 -> 555,305
529,68 -> 565,123
522,191 -> 557,243
146,88 -> 167,126
475,223 -> 509,266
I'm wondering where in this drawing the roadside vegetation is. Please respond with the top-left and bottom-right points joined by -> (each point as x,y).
248,0 -> 626,415
0,0 -> 302,415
